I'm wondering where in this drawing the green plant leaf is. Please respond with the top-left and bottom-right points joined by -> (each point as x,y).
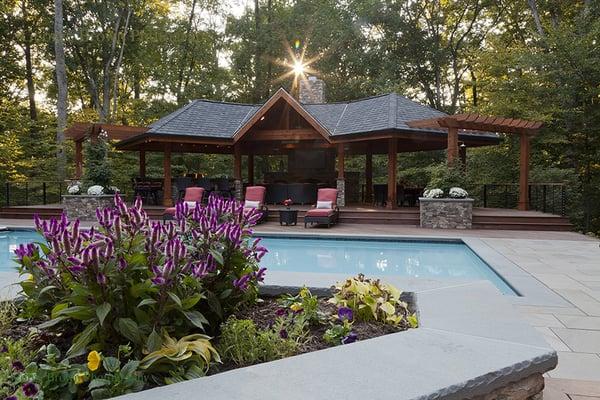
137,298 -> 157,307
219,288 -> 232,299
103,356 -> 120,373
51,302 -> 69,319
88,378 -> 111,390
147,329 -> 162,353
168,292 -> 182,307
117,318 -> 142,344
57,305 -> 95,320
209,249 -> 224,265
120,360 -> 140,376
181,293 -> 202,310
37,316 -> 67,329
96,303 -> 111,327
206,291 -> 223,318
182,310 -> 208,330
39,285 -> 58,295
66,322 -> 99,357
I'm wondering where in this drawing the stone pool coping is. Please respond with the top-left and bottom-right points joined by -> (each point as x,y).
117,277 -> 557,400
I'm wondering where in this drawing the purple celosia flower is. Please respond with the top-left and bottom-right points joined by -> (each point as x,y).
118,258 -> 127,271
279,329 -> 288,339
337,307 -> 353,321
22,382 -> 38,397
253,267 -> 267,282
341,332 -> 358,345
151,276 -> 166,286
68,264 -> 86,274
11,361 -> 24,371
232,274 -> 251,291
96,273 -> 107,286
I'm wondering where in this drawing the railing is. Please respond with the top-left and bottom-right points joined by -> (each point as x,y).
0,181 -> 65,207
482,183 -> 566,215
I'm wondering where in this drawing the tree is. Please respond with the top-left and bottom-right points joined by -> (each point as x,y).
54,0 -> 67,180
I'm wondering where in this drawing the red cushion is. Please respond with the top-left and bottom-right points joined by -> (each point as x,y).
163,207 -> 176,215
317,188 -> 338,205
183,187 -> 204,202
245,186 -> 266,204
305,209 -> 335,217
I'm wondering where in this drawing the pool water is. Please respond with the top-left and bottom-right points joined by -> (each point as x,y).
259,237 -> 516,295
0,230 -> 42,273
0,230 -> 516,295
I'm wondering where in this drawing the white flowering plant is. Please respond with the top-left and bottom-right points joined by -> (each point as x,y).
67,182 -> 81,195
423,188 -> 444,199
449,187 -> 469,199
87,185 -> 105,195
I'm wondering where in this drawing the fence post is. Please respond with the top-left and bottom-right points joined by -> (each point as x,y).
542,185 -> 547,213
5,182 -> 9,207
25,182 -> 29,206
561,185 -> 566,216
43,182 -> 47,205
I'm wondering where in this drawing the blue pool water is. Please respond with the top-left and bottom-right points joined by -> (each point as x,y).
0,230 -> 516,295
0,230 -> 42,273
259,237 -> 516,295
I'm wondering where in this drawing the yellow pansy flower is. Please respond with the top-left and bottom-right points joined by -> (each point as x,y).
290,302 -> 303,312
299,287 -> 309,298
87,351 -> 101,371
26,274 -> 34,282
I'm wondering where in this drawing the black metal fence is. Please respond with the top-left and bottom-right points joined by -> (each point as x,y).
0,181 -> 65,207
481,183 -> 566,215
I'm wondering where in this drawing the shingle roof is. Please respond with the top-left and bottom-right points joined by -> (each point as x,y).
146,92 -> 496,140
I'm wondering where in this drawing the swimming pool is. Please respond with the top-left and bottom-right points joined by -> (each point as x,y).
259,236 -> 516,295
0,230 -> 516,295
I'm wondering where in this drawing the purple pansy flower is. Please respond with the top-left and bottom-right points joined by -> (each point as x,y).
337,307 -> 353,321
279,329 -> 288,339
275,308 -> 287,317
11,361 -> 24,371
341,332 -> 358,345
22,382 -> 38,397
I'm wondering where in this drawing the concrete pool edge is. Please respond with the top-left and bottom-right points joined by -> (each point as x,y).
116,279 -> 556,400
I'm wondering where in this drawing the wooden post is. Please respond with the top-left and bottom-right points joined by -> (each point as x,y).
447,127 -> 458,165
337,143 -> 345,179
518,133 -> 530,211
459,145 -> 467,171
247,154 -> 254,185
387,138 -> 397,209
139,150 -> 146,178
365,149 -> 373,203
75,140 -> 83,179
233,144 -> 242,180
163,143 -> 173,207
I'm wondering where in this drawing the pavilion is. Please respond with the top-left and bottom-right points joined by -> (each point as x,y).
66,77 -> 542,210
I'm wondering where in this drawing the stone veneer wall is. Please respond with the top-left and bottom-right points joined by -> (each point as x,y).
472,373 -> 544,400
234,180 -> 243,201
419,197 -> 474,229
299,77 -> 326,104
62,195 -> 114,220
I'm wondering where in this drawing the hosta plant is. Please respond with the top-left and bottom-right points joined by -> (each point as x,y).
15,193 -> 267,358
329,274 -> 412,325
139,333 -> 219,385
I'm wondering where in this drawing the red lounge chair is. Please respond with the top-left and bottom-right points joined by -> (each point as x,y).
304,188 -> 339,228
244,186 -> 268,224
163,187 -> 205,220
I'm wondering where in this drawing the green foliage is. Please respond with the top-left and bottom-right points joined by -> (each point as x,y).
0,301 -> 18,335
329,274 -> 408,325
0,336 -> 36,398
278,287 -> 324,326
323,319 -> 353,346
83,136 -> 112,189
427,162 -> 468,192
217,317 -> 298,367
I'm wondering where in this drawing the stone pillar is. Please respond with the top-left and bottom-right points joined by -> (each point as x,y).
299,76 -> 326,104
419,198 -> 473,229
75,140 -> 83,179
234,180 -> 243,201
336,178 -> 345,207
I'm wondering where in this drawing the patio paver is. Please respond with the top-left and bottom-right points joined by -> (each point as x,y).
551,328 -> 600,353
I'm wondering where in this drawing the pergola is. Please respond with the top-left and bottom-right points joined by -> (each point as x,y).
67,88 -> 542,211
407,114 -> 543,210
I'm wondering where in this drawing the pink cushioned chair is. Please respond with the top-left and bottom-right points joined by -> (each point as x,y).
244,186 -> 268,224
163,187 -> 204,220
304,188 -> 339,228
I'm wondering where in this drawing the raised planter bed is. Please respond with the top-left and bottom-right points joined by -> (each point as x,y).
419,197 -> 474,229
62,194 -> 114,220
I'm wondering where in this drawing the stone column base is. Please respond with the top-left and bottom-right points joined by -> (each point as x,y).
419,197 -> 473,229
62,195 -> 114,220
234,180 -> 243,201
336,179 -> 345,207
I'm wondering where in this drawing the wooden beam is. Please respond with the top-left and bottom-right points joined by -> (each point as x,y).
163,143 -> 173,207
75,140 -> 83,179
337,143 -> 345,179
233,143 -> 242,180
447,127 -> 459,165
387,138 -> 397,209
365,148 -> 373,203
247,154 -> 254,185
139,150 -> 146,178
245,129 -> 323,141
518,134 -> 530,211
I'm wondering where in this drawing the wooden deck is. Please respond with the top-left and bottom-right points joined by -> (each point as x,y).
0,203 -> 573,231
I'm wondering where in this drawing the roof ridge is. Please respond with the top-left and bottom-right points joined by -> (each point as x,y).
388,93 -> 398,129
150,100 -> 198,132
331,103 -> 349,135
191,98 -> 260,107
306,92 -> 393,106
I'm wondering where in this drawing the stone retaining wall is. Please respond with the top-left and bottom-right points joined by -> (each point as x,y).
62,195 -> 114,220
472,373 -> 544,400
419,197 -> 473,229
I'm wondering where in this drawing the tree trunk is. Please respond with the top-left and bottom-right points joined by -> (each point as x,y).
527,0 -> 546,39
470,68 -> 477,107
54,0 -> 68,180
101,13 -> 122,122
112,7 -> 132,120
22,0 -> 37,121
265,0 -> 272,98
176,0 -> 197,105
253,0 -> 262,102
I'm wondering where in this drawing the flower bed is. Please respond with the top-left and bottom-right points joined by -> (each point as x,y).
1,195 -> 417,399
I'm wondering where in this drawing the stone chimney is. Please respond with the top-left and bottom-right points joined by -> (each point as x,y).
299,76 -> 326,104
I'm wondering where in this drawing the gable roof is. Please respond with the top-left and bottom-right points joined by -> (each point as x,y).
142,89 -> 496,141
